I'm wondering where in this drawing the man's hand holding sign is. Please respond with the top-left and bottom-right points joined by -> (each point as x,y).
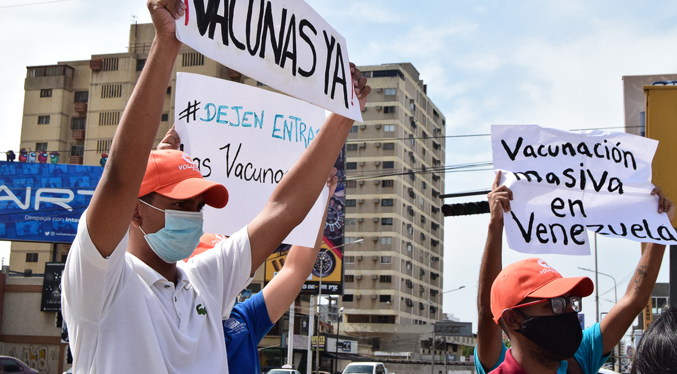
491,125 -> 677,255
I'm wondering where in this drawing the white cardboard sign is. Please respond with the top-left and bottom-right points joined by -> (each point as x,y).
491,124 -> 677,255
175,72 -> 328,247
176,0 -> 363,122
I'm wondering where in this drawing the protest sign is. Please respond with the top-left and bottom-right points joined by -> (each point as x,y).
492,125 -> 677,255
176,0 -> 363,122
175,72 -> 328,247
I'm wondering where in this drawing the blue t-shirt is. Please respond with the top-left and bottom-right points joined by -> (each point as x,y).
474,323 -> 610,374
224,292 -> 274,374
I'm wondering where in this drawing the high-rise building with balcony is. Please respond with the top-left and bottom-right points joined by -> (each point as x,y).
341,63 -> 446,335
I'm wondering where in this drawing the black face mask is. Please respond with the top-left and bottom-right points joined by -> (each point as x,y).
515,311 -> 583,362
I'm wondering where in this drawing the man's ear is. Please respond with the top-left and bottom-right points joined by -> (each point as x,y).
131,201 -> 143,228
501,309 -> 523,331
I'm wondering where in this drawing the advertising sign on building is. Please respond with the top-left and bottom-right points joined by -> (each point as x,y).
0,161 -> 102,243
264,148 -> 346,295
434,321 -> 472,336
41,262 -> 65,312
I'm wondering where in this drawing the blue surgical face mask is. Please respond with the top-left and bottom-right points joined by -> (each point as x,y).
137,199 -> 204,263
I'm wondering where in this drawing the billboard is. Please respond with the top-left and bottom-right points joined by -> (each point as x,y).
264,150 -> 346,295
0,161 -> 102,243
434,321 -> 472,336
41,262 -> 65,311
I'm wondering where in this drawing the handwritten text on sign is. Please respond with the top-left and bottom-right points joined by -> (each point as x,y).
175,73 -> 328,247
491,125 -> 677,255
176,0 -> 363,122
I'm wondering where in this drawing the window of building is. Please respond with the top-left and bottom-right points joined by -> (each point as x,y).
379,275 -> 392,283
384,106 -> 396,114
382,180 -> 394,187
344,256 -> 355,264
409,134 -> 415,146
38,115 -> 50,125
380,256 -> 392,264
380,237 -> 392,245
99,111 -> 121,126
383,143 -> 395,150
381,199 -> 393,207
384,88 -> 396,96
102,57 -> 119,71
408,225 -> 414,235
26,253 -> 38,262
407,243 -> 413,252
346,144 -> 358,151
343,294 -> 354,302
379,295 -> 392,303
383,125 -> 395,132
422,181 -> 427,190
345,199 -> 356,207
421,215 -> 426,223
136,58 -> 147,72
71,117 -> 86,130
381,218 -> 393,226
70,145 -> 84,157
74,91 -> 89,103
101,83 -> 122,98
96,139 -> 112,154
346,180 -> 357,188
345,218 -> 356,226
35,143 -> 48,151
161,113 -> 169,122
346,162 -> 358,170
373,69 -> 404,80
182,52 -> 205,67
350,126 -> 358,133
344,275 -> 354,282
383,161 -> 394,169
40,89 -> 52,97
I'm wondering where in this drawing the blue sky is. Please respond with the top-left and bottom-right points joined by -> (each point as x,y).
1,0 -> 677,337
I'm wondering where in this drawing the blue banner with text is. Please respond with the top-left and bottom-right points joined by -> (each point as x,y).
0,161 -> 102,243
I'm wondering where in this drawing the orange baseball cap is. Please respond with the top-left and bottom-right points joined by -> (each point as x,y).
139,150 -> 229,208
490,258 -> 593,324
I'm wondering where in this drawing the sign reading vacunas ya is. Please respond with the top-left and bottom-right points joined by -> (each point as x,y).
176,0 -> 363,122
492,125 -> 677,255
175,73 -> 328,248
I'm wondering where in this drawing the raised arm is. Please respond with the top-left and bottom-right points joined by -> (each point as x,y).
262,173 -> 338,322
246,64 -> 370,275
86,0 -> 185,257
476,171 -> 513,370
599,188 -> 675,354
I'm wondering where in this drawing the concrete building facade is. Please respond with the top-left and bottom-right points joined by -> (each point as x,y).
341,63 -> 446,332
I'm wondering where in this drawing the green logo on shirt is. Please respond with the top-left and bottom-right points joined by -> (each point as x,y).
196,304 -> 207,316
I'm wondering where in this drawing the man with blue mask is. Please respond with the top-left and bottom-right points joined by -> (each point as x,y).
61,0 -> 371,373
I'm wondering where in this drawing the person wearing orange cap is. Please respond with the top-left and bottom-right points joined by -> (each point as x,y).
61,1 -> 370,373
474,171 -> 675,374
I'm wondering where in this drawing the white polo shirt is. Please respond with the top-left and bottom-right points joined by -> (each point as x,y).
62,210 -> 252,374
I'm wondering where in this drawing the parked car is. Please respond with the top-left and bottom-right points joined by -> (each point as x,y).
342,362 -> 388,374
0,356 -> 39,374
267,364 -> 301,374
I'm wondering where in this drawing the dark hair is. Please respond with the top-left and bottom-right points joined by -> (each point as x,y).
631,306 -> 677,374
139,192 -> 157,204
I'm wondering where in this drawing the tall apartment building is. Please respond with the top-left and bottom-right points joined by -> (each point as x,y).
341,63 -> 446,334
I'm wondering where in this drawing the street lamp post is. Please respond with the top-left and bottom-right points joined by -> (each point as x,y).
441,285 -> 466,295
578,267 -> 618,370
431,286 -> 466,374
313,239 -> 363,374
334,307 -> 344,374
